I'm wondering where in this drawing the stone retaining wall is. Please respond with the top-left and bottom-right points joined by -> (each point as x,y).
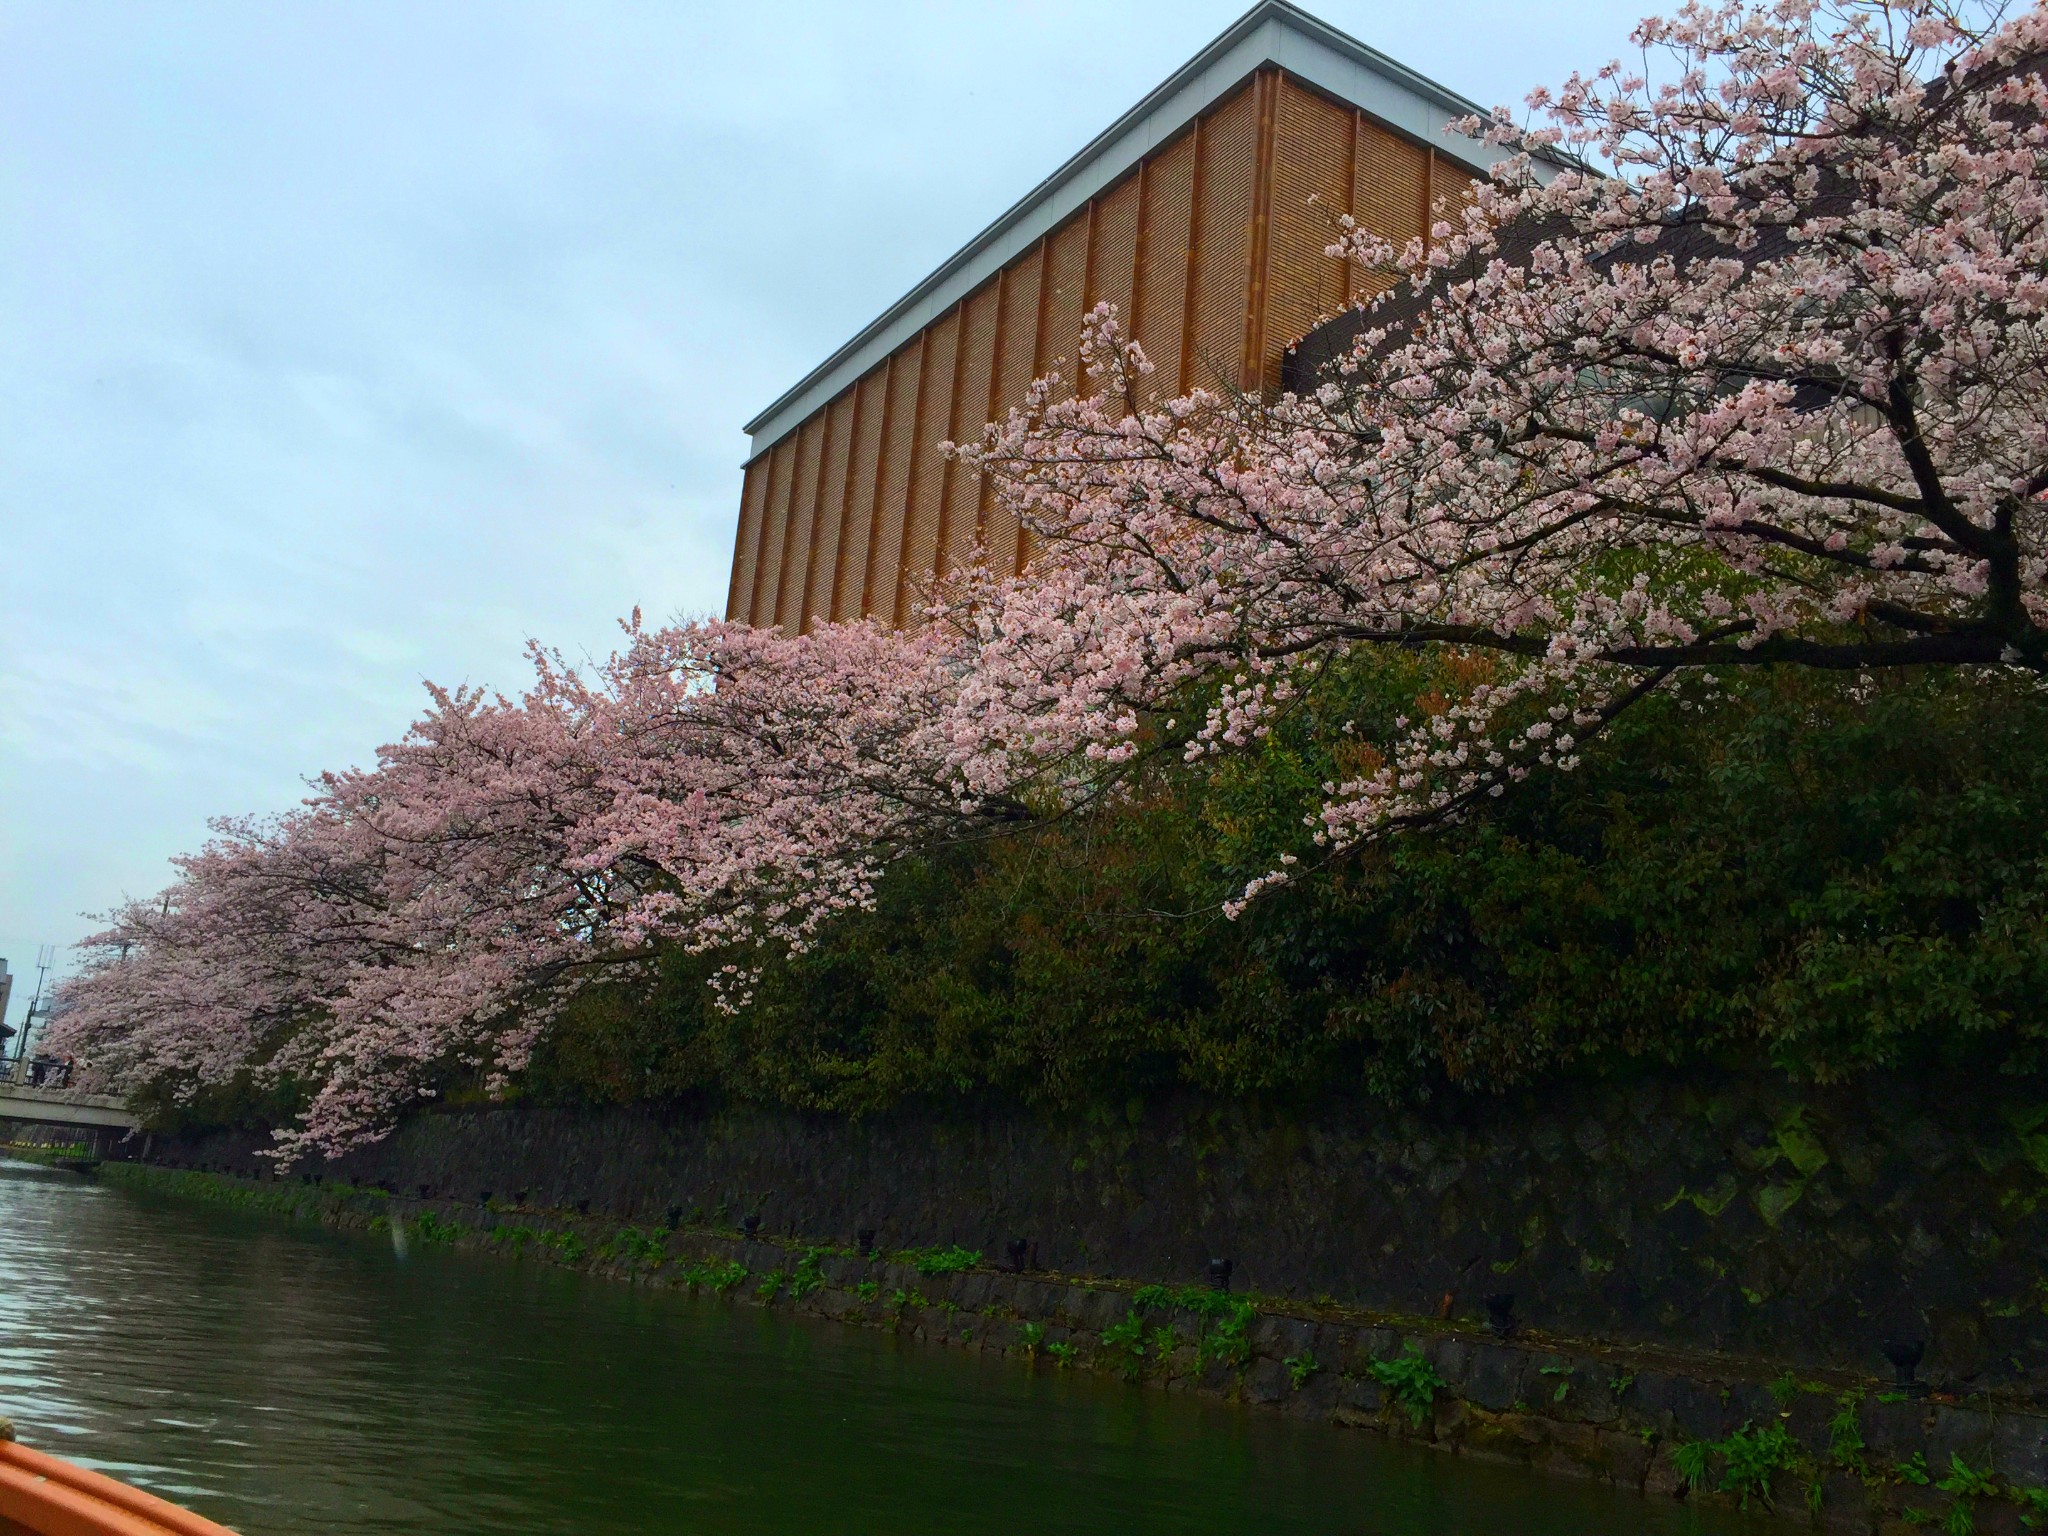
163,1071 -> 2048,1399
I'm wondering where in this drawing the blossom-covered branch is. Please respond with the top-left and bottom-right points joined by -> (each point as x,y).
959,0 -> 2048,875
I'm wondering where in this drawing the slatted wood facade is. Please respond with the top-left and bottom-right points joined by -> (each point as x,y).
728,67 -> 1477,631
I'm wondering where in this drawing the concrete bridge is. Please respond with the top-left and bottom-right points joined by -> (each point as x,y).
0,1063 -> 136,1135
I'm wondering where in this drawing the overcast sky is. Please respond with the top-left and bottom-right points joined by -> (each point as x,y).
0,0 -> 1652,1017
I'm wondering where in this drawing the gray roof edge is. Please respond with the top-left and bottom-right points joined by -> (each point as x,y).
741,1 -> 1516,455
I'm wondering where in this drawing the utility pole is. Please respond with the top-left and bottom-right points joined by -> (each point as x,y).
13,945 -> 54,1071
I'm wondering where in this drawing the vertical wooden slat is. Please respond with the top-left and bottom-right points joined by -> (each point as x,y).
879,336 -> 926,626
937,296 -> 978,581
1423,146 -> 1435,245
802,390 -> 855,631
1078,193 -> 1104,398
1087,173 -> 1141,404
1029,232 -> 1055,382
1262,77 -> 1361,387
1129,156 -> 1152,365
900,313 -> 955,622
1342,102 -> 1360,302
727,455 -> 768,622
1431,154 -> 1479,235
855,352 -> 898,619
1241,68 -> 1280,394
1179,114 -> 1206,395
832,366 -> 882,622
775,416 -> 826,632
992,238 -> 1046,576
1353,114 -> 1429,302
1041,206 -> 1092,405
794,401 -> 833,632
1135,128 -> 1194,407
970,266 -> 1008,562
750,437 -> 796,629
1189,78 -> 1261,393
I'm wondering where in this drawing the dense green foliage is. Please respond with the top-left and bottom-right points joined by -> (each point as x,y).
528,664 -> 2048,1115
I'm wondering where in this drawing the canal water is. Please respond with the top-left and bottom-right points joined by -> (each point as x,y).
0,1155 -> 1762,1535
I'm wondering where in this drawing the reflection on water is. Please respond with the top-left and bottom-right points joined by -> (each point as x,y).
0,1156 -> 1756,1535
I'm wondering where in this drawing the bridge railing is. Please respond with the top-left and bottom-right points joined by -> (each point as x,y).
1,1056 -> 73,1091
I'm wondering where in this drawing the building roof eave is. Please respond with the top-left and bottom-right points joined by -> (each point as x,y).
741,0 -> 1536,460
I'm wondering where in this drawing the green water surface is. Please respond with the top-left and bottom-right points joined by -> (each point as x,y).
0,1155 -> 1762,1534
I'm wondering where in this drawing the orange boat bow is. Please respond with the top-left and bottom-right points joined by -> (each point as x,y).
0,1440 -> 236,1536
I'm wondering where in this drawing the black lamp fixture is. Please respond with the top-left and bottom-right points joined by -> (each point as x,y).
1881,1337 -> 1928,1397
1207,1258 -> 1234,1292
856,1227 -> 877,1258
1484,1293 -> 1517,1340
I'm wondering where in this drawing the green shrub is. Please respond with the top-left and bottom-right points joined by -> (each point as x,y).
1100,1312 -> 1147,1377
1828,1393 -> 1868,1475
1717,1421 -> 1800,1509
411,1209 -> 465,1245
548,1231 -> 586,1263
789,1248 -> 829,1298
678,1258 -> 748,1294
1368,1348 -> 1445,1427
900,1245 -> 980,1277
605,1226 -> 667,1265
1672,1439 -> 1713,1493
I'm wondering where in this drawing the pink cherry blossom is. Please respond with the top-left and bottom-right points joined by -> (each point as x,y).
49,0 -> 2048,1158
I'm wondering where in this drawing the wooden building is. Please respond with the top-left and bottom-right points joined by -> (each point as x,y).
726,1 -> 1519,632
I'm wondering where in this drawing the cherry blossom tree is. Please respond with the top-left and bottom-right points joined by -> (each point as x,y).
49,0 -> 2048,1153
960,0 -> 2048,898
51,617 -> 982,1158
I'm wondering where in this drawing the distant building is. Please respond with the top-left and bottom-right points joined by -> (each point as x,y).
726,0 -> 1524,633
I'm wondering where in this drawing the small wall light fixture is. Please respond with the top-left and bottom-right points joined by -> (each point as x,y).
1881,1337 -> 1928,1397
1485,1293 -> 1517,1340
